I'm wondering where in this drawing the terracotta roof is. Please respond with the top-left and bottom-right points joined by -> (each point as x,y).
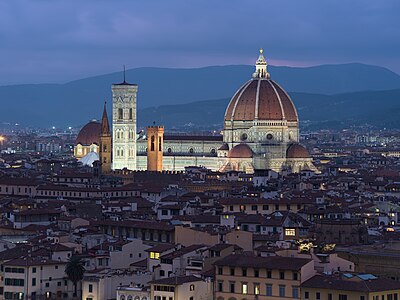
150,275 -> 203,286
301,274 -> 400,292
287,143 -> 311,159
160,245 -> 206,260
164,135 -> 222,142
228,143 -> 253,158
224,79 -> 298,122
214,254 -> 311,270
75,121 -> 101,146
218,143 -> 229,151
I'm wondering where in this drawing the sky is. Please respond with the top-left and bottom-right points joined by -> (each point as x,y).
0,0 -> 399,85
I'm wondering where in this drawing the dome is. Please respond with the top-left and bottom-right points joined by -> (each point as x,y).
75,120 -> 101,146
224,49 -> 298,123
286,143 -> 310,159
224,79 -> 298,122
218,143 -> 229,151
79,151 -> 99,167
228,143 -> 253,158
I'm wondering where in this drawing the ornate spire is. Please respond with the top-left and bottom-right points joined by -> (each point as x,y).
101,102 -> 110,136
253,48 -> 270,79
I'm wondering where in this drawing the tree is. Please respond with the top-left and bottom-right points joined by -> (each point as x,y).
65,256 -> 85,297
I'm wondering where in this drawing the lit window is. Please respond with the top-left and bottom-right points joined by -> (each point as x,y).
242,283 -> 248,294
285,228 -> 296,236
254,284 -> 260,295
150,252 -> 160,259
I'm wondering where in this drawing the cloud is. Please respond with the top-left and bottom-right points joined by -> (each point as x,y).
0,0 -> 399,84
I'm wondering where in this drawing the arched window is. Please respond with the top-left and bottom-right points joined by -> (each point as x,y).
189,148 -> 194,154
158,137 -> 162,151
118,108 -> 123,120
150,135 -> 155,151
129,108 -> 133,120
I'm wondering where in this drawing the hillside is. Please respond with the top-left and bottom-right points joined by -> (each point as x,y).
138,89 -> 400,129
1,63 -> 400,127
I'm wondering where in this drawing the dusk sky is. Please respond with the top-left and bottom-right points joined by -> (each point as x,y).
1,0 -> 399,85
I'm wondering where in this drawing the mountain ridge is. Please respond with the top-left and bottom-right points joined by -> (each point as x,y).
1,63 -> 400,127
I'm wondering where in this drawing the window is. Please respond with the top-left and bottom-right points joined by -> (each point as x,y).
316,292 -> 321,300
339,295 -> 348,300
118,108 -> 123,120
279,285 -> 285,297
292,286 -> 299,298
328,294 -> 332,300
57,281 -> 61,287
280,271 -> 285,279
230,282 -> 235,293
230,268 -> 235,276
150,135 -> 155,151
293,272 -> 298,280
89,284 -> 93,293
229,206 -> 234,211
251,205 -> 257,211
360,296 -> 365,300
254,283 -> 260,295
266,284 -> 272,296
46,282 -> 50,287
242,283 -> 248,294
285,228 -> 296,236
160,270 -> 165,277
242,268 -> 247,276
189,284 -> 195,291
263,205 -> 269,210
218,281 -> 223,292
150,252 -> 160,260
305,291 -> 309,299
218,267 -> 223,275
129,108 -> 133,119
254,269 -> 259,277
32,278 -> 36,286
159,137 -> 162,151
32,267 -> 36,273
267,270 -> 272,278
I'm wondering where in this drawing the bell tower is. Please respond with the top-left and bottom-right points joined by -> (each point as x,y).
112,69 -> 138,170
147,125 -> 164,172
100,102 -> 112,173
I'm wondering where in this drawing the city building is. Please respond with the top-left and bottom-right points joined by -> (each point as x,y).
74,50 -> 316,174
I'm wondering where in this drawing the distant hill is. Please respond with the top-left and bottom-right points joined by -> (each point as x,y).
0,63 -> 400,127
138,89 -> 400,129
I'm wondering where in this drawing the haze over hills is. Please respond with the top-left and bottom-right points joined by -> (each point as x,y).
1,63 -> 400,128
138,89 -> 400,129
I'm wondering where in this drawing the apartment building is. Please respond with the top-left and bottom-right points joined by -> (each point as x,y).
301,273 -> 400,300
214,254 -> 315,300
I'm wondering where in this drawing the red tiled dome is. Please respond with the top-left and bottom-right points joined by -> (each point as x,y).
286,143 -> 310,159
75,121 -> 101,146
228,143 -> 253,158
224,79 -> 298,122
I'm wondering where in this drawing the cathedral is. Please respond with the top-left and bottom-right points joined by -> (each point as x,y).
74,50 -> 316,174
